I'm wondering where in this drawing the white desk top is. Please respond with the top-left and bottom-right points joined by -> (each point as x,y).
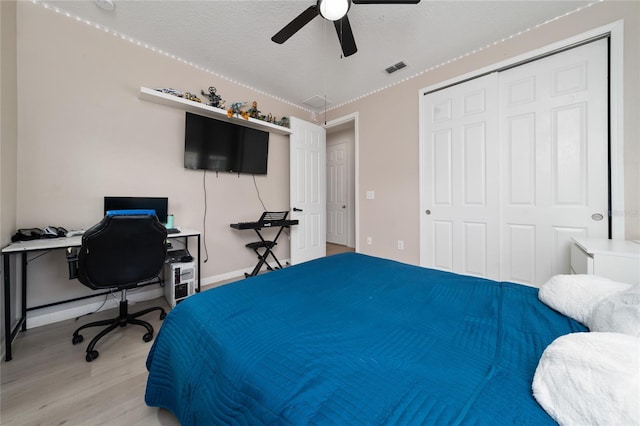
2,227 -> 201,254
572,237 -> 640,259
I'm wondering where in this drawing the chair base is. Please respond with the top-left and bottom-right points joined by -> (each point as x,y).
72,294 -> 166,362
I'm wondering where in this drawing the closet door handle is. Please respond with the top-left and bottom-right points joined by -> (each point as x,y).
293,207 -> 303,212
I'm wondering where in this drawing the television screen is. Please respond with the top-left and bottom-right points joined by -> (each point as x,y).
184,112 -> 269,175
103,196 -> 169,224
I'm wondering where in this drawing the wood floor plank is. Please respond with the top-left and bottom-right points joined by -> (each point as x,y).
0,297 -> 179,426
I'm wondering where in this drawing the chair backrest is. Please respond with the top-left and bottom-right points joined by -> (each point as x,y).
77,214 -> 168,290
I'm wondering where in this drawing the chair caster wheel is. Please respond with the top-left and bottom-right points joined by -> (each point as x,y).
86,351 -> 99,362
72,334 -> 84,345
160,312 -> 167,320
143,332 -> 154,342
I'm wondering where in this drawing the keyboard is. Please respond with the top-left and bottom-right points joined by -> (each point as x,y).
166,228 -> 180,234
230,220 -> 298,230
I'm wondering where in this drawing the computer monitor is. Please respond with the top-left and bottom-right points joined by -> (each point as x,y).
103,196 -> 169,224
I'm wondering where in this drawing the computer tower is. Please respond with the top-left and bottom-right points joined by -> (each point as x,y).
163,260 -> 196,308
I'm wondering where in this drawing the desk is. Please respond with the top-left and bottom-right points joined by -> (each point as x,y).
2,227 -> 201,361
230,219 -> 298,277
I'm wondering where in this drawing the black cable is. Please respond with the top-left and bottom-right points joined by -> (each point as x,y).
202,169 -> 209,263
252,174 -> 268,211
27,250 -> 53,263
253,174 -> 290,236
75,293 -> 109,321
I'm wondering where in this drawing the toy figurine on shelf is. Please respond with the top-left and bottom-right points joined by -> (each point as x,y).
201,86 -> 223,108
227,102 -> 249,120
183,92 -> 202,103
155,88 -> 183,98
247,101 -> 260,119
278,117 -> 290,128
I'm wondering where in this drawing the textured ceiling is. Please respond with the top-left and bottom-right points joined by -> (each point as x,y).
40,0 -> 595,112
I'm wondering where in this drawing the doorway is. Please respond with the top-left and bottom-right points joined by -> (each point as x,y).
325,113 -> 358,252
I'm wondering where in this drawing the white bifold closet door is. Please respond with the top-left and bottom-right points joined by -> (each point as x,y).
421,39 -> 608,286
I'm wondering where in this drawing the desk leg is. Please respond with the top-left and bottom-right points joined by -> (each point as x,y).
21,253 -> 27,332
3,253 -> 12,361
4,252 -> 29,362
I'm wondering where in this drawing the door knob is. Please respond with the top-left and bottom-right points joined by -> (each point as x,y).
425,210 -> 431,215
342,205 -> 346,209
591,213 -> 604,221
293,207 -> 303,212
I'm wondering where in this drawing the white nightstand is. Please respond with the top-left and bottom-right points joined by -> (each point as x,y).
570,237 -> 640,285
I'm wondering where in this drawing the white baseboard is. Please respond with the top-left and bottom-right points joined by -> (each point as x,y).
27,287 -> 165,329
26,259 -> 291,329
200,259 -> 291,288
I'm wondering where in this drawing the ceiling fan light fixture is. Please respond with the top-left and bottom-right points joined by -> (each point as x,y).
318,0 -> 351,21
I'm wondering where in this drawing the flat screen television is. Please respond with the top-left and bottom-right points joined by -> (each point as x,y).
103,196 -> 169,224
184,112 -> 269,175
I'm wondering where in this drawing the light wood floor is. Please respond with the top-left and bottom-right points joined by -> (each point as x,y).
1,244 -> 355,425
326,242 -> 355,256
0,297 -> 180,425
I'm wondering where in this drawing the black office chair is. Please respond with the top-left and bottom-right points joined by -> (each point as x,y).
68,211 -> 168,362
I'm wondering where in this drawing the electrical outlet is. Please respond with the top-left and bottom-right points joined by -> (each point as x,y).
398,240 -> 404,250
367,236 -> 373,245
366,191 -> 375,200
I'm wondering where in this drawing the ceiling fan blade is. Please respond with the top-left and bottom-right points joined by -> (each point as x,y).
272,5 -> 320,44
334,15 -> 357,57
352,0 -> 420,3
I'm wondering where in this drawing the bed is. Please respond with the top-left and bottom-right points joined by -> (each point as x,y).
145,252 -> 587,425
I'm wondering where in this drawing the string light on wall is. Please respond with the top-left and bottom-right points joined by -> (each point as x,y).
32,0 -> 601,114
31,0 -> 314,114
327,0 -> 602,111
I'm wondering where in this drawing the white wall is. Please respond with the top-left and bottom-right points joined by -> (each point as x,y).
327,0 -> 640,265
10,2 -> 313,325
1,0 -> 18,356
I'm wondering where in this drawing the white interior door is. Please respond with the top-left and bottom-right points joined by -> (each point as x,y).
327,142 -> 348,246
420,73 -> 501,279
499,39 -> 609,285
420,39 -> 609,286
289,117 -> 326,265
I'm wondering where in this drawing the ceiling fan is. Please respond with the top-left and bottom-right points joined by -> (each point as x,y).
271,0 -> 421,57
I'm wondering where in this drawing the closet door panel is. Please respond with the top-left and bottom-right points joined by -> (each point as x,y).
499,39 -> 608,285
421,73 -> 500,279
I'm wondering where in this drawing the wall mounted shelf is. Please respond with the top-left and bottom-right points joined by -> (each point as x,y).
138,86 -> 293,135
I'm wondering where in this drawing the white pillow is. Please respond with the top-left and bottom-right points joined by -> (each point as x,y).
533,332 -> 640,426
588,285 -> 640,337
538,274 -> 631,325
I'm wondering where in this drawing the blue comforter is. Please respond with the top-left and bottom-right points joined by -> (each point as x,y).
145,253 -> 584,425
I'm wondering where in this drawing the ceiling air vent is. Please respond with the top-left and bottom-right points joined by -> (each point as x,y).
303,95 -> 333,110
385,61 -> 408,74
